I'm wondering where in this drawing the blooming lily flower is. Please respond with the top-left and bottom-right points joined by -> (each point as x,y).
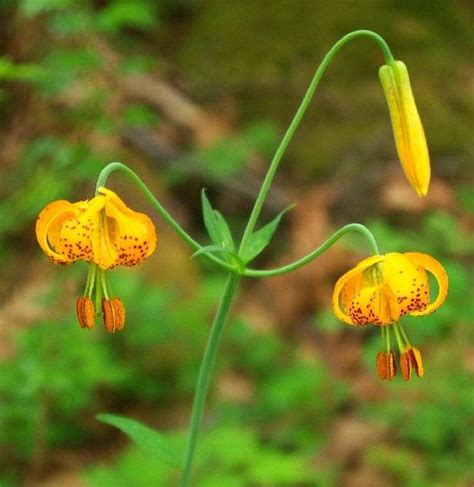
379,60 -> 431,197
36,187 -> 157,332
332,252 -> 448,380
36,187 -> 156,269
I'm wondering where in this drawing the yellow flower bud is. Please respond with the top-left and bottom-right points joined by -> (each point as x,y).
379,60 -> 430,196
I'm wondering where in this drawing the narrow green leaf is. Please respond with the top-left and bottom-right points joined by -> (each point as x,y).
201,190 -> 221,244
212,210 -> 235,251
201,190 -> 235,251
97,413 -> 180,467
241,205 -> 294,263
192,245 -> 234,259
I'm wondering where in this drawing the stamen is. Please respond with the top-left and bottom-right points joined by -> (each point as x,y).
102,297 -> 126,333
400,351 -> 411,381
376,350 -> 396,380
99,267 -> 111,300
397,321 -> 412,348
381,325 -> 392,354
407,346 -> 424,377
94,268 -> 105,315
392,322 -> 405,354
76,296 -> 95,329
84,263 -> 97,298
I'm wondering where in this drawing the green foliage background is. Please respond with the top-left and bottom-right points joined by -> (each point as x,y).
0,1 -> 473,486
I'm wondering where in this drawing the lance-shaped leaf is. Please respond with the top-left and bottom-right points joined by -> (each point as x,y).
241,206 -> 294,263
201,190 -> 235,252
97,414 -> 180,467
192,244 -> 244,271
192,245 -> 235,259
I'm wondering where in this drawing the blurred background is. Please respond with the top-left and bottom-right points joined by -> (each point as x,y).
1,1 -> 473,486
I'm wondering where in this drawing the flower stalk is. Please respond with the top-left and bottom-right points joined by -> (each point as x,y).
179,274 -> 241,487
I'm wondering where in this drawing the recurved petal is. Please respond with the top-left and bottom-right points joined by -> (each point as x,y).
54,197 -> 103,265
403,252 -> 448,316
99,187 -> 140,218
36,200 -> 83,264
339,272 -> 363,323
332,255 -> 384,325
382,252 -> 430,316
102,189 -> 157,268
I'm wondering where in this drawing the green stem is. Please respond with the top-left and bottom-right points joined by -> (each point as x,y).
244,223 -> 379,278
398,322 -> 412,348
179,274 -> 241,487
100,267 -> 110,300
83,263 -> 96,298
381,326 -> 387,352
239,30 -> 393,255
95,162 -> 235,273
392,322 -> 405,352
385,326 -> 391,353
94,268 -> 104,315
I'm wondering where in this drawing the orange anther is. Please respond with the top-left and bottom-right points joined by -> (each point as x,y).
407,346 -> 424,377
400,351 -> 411,381
102,298 -> 126,333
76,296 -> 95,330
376,351 -> 397,380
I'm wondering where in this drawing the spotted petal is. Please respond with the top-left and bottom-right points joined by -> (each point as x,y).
57,196 -> 105,266
382,252 -> 430,316
332,255 -> 384,325
403,252 -> 448,316
36,200 -> 88,264
98,188 -> 157,269
348,282 -> 399,326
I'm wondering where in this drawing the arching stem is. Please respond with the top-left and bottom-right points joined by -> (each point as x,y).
244,223 -> 379,278
239,30 -> 393,256
95,162 -> 236,273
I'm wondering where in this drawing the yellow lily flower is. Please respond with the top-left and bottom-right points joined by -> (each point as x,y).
332,252 -> 448,380
36,187 -> 156,269
333,252 -> 447,326
36,187 -> 156,332
379,60 -> 431,196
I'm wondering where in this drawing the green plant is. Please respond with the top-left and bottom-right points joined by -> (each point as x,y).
33,29 -> 450,486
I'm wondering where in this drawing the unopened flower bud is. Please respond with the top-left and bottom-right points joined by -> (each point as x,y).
76,296 -> 95,330
102,297 -> 126,333
379,60 -> 430,197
